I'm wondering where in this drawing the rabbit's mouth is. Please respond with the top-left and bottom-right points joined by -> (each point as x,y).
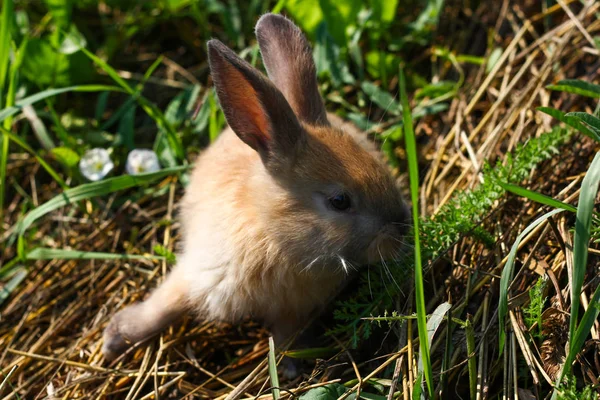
365,223 -> 412,265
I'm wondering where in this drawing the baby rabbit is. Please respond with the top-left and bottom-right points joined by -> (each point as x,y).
102,13 -> 410,361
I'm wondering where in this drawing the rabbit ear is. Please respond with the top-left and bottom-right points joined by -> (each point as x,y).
207,39 -> 305,162
255,13 -> 328,126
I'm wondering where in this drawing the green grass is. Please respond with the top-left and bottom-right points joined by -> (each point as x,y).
1,1 -> 600,399
0,0 -> 15,239
268,336 -> 281,400
400,67 -> 432,397
560,150 -> 600,382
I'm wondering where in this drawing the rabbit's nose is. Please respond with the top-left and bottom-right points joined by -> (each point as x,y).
389,204 -> 411,233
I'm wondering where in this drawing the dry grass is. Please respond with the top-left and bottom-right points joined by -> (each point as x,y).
1,2 -> 600,399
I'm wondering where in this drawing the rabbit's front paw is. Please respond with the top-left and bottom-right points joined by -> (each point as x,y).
101,303 -> 147,361
102,314 -> 130,361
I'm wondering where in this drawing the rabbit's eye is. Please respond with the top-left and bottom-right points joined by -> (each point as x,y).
329,193 -> 352,211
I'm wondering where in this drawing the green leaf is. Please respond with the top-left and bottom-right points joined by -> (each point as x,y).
299,383 -> 347,400
498,209 -> 565,354
0,85 -> 125,123
51,146 -> 80,168
0,0 -> 14,100
400,67 -> 433,397
163,0 -> 192,12
567,284 -> 600,379
165,85 -> 201,127
427,302 -> 451,343
361,81 -> 400,115
547,79 -> 600,99
0,267 -> 27,306
319,0 -> 361,46
486,47 -> 503,73
498,182 -> 577,212
192,91 -> 212,135
369,0 -> 398,25
26,247 -> 165,261
415,81 -> 457,99
364,51 -> 402,82
314,22 -> 355,87
116,103 -> 135,149
44,0 -> 72,32
565,112 -> 600,138
417,302 -> 451,396
537,107 -> 600,142
14,165 -> 189,239
268,337 -> 280,400
409,0 -> 445,41
23,104 -> 55,150
80,48 -> 185,162
380,124 -> 403,141
412,372 -> 423,400
153,244 -> 177,264
285,0 -> 361,46
284,347 -> 337,359
208,90 -> 224,143
0,0 -> 16,241
456,54 -> 485,65
21,38 -> 94,86
562,151 -> 600,378
271,0 -> 286,14
284,0 -> 323,40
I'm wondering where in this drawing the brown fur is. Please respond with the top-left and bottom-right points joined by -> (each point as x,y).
102,13 -> 409,361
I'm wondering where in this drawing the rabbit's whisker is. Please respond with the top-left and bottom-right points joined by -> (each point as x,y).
378,247 -> 401,291
338,255 -> 350,274
300,255 -> 323,273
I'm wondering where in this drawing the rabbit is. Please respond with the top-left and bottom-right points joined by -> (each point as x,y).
102,13 -> 410,364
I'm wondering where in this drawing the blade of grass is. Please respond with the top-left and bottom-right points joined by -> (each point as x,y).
26,247 -> 165,261
139,55 -> 163,87
465,317 -> 477,400
0,85 -> 125,123
563,151 -> 600,377
1,20 -> 21,240
0,0 -> 13,98
400,67 -> 432,397
565,283 -> 600,376
0,267 -> 27,307
565,112 -> 600,137
418,301 -> 451,378
498,209 -> 564,354
547,80 -> 600,99
537,107 -> 600,142
268,336 -> 280,400
0,126 -> 67,189
284,347 -> 337,359
0,365 -> 19,394
551,152 -> 600,399
80,48 -> 185,162
14,165 -> 189,255
498,182 -> 577,212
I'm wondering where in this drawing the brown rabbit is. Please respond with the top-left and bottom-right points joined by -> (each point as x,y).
102,13 -> 410,363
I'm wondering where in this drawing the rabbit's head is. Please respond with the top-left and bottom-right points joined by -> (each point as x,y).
207,14 -> 410,271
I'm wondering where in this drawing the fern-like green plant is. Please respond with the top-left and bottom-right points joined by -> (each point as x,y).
422,126 -> 569,259
556,376 -> 596,400
523,277 -> 546,339
332,127 -> 570,345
